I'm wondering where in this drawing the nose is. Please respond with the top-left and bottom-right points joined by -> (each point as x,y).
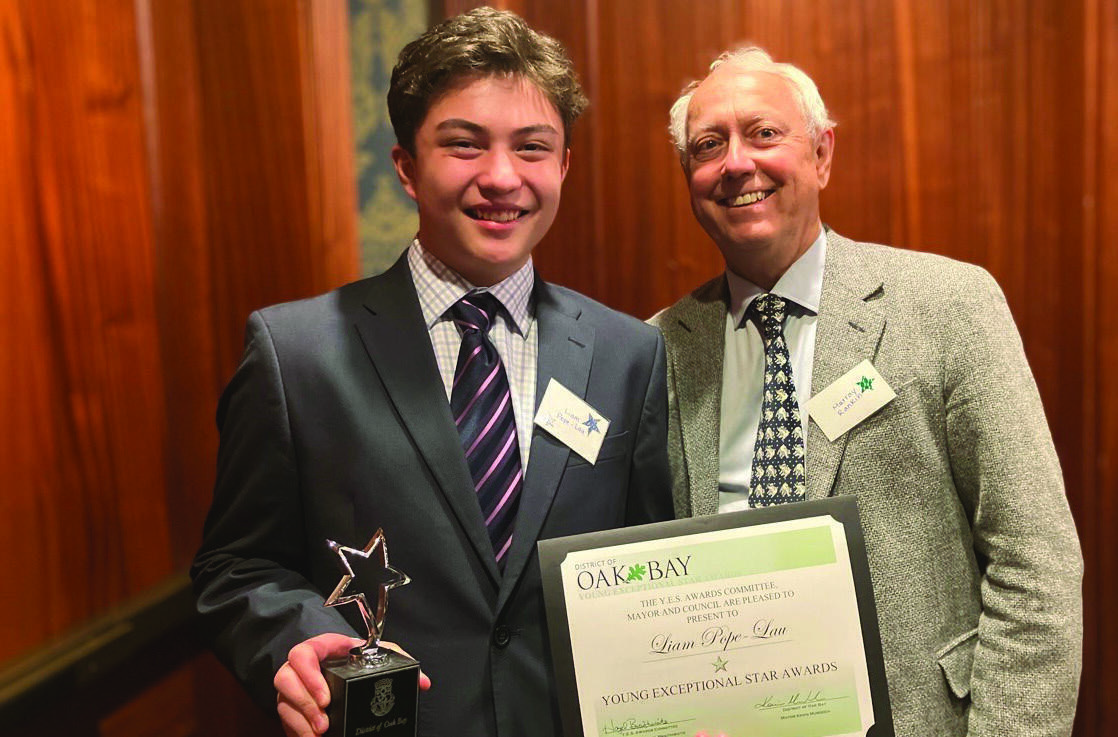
478,148 -> 522,193
721,136 -> 756,179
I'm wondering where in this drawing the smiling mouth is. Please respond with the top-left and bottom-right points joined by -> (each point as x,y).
721,190 -> 774,207
467,208 -> 528,223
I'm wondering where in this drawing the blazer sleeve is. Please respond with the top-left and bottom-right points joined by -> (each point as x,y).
624,328 -> 674,525
190,311 -> 358,711
943,269 -> 1083,737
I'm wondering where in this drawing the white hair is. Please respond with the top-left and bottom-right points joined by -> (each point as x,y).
668,47 -> 835,156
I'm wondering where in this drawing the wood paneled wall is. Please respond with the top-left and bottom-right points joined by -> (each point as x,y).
441,1 -> 1115,734
1088,0 -> 1118,729
2,0 -> 1114,735
1,0 -> 357,734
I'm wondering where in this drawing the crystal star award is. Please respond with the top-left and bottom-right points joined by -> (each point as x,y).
321,529 -> 419,737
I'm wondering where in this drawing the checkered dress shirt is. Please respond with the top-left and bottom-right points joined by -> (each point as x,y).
407,240 -> 538,467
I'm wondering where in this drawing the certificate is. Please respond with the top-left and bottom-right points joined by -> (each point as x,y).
538,497 -> 893,737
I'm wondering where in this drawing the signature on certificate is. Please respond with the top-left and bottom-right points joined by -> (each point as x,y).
754,690 -> 847,711
602,716 -> 688,734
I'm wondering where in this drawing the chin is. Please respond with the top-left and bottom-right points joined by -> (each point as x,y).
473,243 -> 528,264
728,222 -> 779,243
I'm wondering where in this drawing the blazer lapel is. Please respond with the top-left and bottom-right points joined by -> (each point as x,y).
668,278 -> 728,516
807,231 -> 887,500
497,279 -> 593,605
351,256 -> 500,585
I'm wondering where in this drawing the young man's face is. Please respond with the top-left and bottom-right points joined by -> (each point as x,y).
392,74 -> 569,286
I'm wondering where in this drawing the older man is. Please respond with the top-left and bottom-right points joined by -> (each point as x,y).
651,47 -> 1082,736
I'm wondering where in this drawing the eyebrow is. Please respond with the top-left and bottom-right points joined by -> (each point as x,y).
434,119 -> 560,137
687,120 -> 728,140
515,124 -> 561,137
435,119 -> 485,134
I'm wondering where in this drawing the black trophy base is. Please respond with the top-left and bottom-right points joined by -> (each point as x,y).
322,649 -> 419,737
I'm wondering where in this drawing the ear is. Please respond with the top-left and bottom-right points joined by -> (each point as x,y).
391,145 -> 419,202
560,148 -> 571,182
815,128 -> 835,189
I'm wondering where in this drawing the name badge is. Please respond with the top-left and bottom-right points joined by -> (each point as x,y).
806,360 -> 896,441
533,378 -> 611,464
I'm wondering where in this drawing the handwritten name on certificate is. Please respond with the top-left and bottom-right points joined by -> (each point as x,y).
547,512 -> 880,737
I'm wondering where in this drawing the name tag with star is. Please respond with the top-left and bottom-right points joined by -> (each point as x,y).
533,378 -> 611,464
807,360 -> 896,441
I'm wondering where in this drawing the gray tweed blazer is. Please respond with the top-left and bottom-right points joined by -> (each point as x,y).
650,229 -> 1082,737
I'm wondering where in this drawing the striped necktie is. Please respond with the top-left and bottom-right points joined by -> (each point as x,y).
449,292 -> 523,570
748,293 -> 807,507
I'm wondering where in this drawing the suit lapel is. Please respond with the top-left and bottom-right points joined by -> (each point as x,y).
497,279 -> 593,606
351,256 -> 500,585
669,278 -> 728,516
807,231 -> 887,500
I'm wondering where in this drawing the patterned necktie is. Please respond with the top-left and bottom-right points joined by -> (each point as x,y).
449,292 -> 523,570
748,293 -> 806,507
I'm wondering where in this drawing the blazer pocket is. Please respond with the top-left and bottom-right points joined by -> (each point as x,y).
935,627 -> 978,699
566,430 -> 630,468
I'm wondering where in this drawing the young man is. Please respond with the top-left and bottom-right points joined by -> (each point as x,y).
191,9 -> 672,737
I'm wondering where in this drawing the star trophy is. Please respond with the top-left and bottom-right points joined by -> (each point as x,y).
321,529 -> 420,737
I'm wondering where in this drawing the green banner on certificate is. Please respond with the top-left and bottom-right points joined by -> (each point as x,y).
539,497 -> 894,737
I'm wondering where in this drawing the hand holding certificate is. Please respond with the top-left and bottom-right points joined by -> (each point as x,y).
539,497 -> 893,737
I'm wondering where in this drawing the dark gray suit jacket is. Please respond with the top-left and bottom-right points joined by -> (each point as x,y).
191,255 -> 672,737
651,230 -> 1082,737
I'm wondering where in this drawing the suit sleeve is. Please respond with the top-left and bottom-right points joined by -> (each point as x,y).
942,269 -> 1083,737
625,328 -> 674,525
190,311 -> 358,710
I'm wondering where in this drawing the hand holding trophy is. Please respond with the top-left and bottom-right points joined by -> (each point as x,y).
322,529 -> 420,736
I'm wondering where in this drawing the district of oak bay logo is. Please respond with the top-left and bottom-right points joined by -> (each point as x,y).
575,555 -> 692,591
370,678 -> 395,717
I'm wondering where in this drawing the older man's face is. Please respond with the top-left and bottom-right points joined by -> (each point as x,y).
684,67 -> 833,274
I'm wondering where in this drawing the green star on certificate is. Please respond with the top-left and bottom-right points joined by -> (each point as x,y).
712,656 -> 728,672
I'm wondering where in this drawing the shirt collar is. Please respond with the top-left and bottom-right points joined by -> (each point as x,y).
407,239 -> 535,335
725,227 -> 827,329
